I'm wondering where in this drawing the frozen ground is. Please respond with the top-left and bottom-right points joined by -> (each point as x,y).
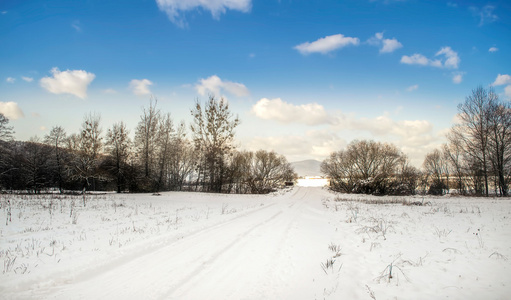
1,185 -> 510,299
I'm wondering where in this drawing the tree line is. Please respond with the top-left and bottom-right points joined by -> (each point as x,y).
0,96 -> 296,194
322,86 -> 510,196
422,86 -> 510,196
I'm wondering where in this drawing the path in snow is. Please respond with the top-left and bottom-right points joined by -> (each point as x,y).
32,187 -> 335,299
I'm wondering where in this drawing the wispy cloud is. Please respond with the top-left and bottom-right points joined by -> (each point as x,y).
407,84 -> 419,92
21,76 -> 33,82
294,34 -> 359,55
470,5 -> 498,26
129,79 -> 153,96
40,68 -> 95,99
156,0 -> 251,28
71,20 -> 82,32
489,47 -> 498,53
102,88 -> 118,94
6,77 -> 15,83
195,75 -> 249,97
0,101 -> 24,120
401,46 -> 460,69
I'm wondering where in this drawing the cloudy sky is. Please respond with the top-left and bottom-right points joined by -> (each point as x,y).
1,0 -> 510,166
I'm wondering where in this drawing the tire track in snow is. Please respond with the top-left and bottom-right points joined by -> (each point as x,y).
163,209 -> 284,298
16,200 -> 279,299
25,187 -> 334,299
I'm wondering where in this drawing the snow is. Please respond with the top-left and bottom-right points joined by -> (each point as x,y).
1,188 -> 510,299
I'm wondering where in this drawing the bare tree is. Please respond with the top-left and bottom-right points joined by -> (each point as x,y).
422,149 -> 449,195
23,136 -> 52,193
248,150 -> 296,194
155,113 -> 174,192
0,114 -> 15,185
105,121 -> 131,193
135,99 -> 160,189
452,86 -> 492,195
321,150 -> 358,193
69,113 -> 103,200
487,100 -> 511,196
168,122 -> 195,191
0,113 -> 14,142
322,140 -> 408,195
190,96 -> 240,193
444,133 -> 467,195
44,126 -> 67,192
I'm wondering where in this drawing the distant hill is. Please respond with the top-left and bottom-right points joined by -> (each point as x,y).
290,159 -> 323,177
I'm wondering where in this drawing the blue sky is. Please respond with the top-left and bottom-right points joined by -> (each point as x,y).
1,0 -> 510,166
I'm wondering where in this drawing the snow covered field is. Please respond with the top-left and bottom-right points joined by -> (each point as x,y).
1,187 -> 510,299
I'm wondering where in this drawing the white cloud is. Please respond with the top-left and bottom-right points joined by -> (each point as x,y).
493,74 -> 511,86
493,74 -> 511,99
243,130 -> 347,163
435,47 -> 460,69
6,77 -> 15,83
381,38 -> 403,53
245,110 -> 439,167
452,73 -> 463,84
40,68 -> 95,99
21,76 -> 33,82
156,0 -> 251,27
346,114 -> 433,139
251,98 -> 331,126
0,101 -> 24,120
470,5 -> 498,26
401,46 -> 460,69
294,34 -> 359,55
195,75 -> 249,97
129,79 -> 153,96
400,54 -> 429,66
368,32 -> 402,53
505,85 -> 511,98
489,47 -> 498,53
407,84 -> 419,91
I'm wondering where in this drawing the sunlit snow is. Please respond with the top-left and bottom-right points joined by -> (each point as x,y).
1,187 -> 510,299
